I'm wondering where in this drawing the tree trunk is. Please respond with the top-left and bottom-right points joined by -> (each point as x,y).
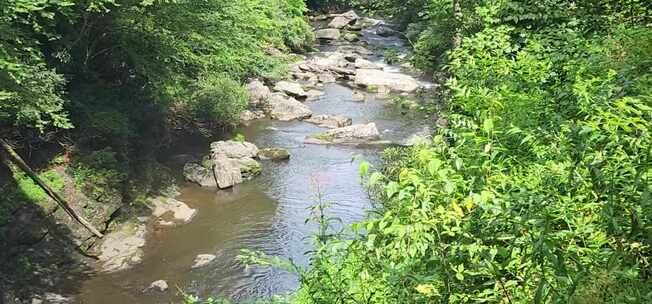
0,138 -> 104,238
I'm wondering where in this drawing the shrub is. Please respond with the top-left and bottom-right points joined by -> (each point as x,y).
186,75 -> 248,129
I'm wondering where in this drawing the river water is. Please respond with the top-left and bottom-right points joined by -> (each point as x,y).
75,23 -> 432,304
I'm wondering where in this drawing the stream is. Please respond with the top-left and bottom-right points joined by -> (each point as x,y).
75,19 -> 433,304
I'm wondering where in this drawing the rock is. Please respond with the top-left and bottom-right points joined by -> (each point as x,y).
305,114 -> 353,129
339,10 -> 359,21
351,91 -> 366,102
354,69 -> 420,93
239,109 -> 265,124
264,93 -> 313,121
212,154 -> 243,189
149,197 -> 197,225
329,16 -> 354,29
210,140 -> 259,159
354,58 -> 381,69
148,280 -> 169,292
306,89 -> 325,100
246,79 -> 271,106
343,32 -> 360,42
258,148 -> 291,160
376,25 -> 395,37
273,81 -> 307,98
236,157 -> 262,179
98,223 -> 146,272
192,254 -> 216,269
43,293 -> 72,304
183,163 -> 217,187
315,28 -> 341,40
359,17 -> 382,28
317,73 -> 336,83
328,66 -> 356,76
306,123 -> 381,144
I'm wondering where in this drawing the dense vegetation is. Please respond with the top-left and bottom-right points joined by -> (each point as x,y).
0,0 -> 313,224
284,0 -> 652,303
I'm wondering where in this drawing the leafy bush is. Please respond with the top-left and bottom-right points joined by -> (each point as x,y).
186,75 -> 248,129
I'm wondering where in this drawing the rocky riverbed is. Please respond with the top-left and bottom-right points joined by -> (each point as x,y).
4,11 -> 439,304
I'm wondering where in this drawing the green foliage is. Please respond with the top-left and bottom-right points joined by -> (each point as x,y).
186,75 -> 248,129
286,1 -> 652,303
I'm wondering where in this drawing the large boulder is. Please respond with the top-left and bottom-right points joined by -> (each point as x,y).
305,123 -> 381,144
305,114 -> 353,129
183,163 -> 217,187
246,79 -> 270,106
264,93 -> 313,121
97,223 -> 146,272
212,154 -> 243,189
258,148 -> 291,161
315,28 -> 341,40
273,81 -> 308,98
354,69 -> 420,93
210,140 -> 259,159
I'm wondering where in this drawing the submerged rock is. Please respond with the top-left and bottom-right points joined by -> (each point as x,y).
305,114 -> 353,129
192,254 -> 217,269
354,69 -> 420,93
315,28 -> 341,40
147,280 -> 169,292
273,81 -> 307,98
258,148 -> 291,160
149,197 -> 197,225
264,93 -> 313,121
183,163 -> 217,187
351,91 -> 366,102
305,123 -> 381,144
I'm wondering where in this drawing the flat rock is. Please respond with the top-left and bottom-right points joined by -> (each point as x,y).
183,163 -> 217,187
354,58 -> 381,69
354,69 -> 420,93
273,81 -> 307,98
315,28 -> 341,40
305,89 -> 325,100
150,197 -> 197,225
210,140 -> 259,159
246,79 -> 270,106
264,93 -> 313,121
98,223 -> 146,272
305,123 -> 381,144
305,114 -> 353,129
258,148 -> 291,160
192,254 -> 217,269
148,280 -> 169,292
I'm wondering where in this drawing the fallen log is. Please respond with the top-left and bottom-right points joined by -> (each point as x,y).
0,138 -> 104,238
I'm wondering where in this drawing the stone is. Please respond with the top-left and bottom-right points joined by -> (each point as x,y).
273,81 -> 307,98
192,254 -> 217,269
376,25 -> 395,37
339,10 -> 359,21
43,293 -> 72,304
343,32 -> 360,42
264,93 -> 313,121
98,223 -> 146,272
306,89 -> 325,100
317,73 -> 336,83
329,16 -> 354,29
354,69 -> 420,93
210,140 -> 259,159
351,91 -> 366,102
245,79 -> 271,106
149,197 -> 197,225
305,123 -> 381,144
183,163 -> 217,187
236,157 -> 262,179
148,280 -> 169,292
305,114 -> 353,129
258,148 -> 291,160
354,58 -> 381,69
239,110 -> 265,124
359,17 -> 382,28
212,154 -> 243,189
315,28 -> 341,40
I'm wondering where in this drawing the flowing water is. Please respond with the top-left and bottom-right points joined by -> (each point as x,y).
75,23 -> 432,304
